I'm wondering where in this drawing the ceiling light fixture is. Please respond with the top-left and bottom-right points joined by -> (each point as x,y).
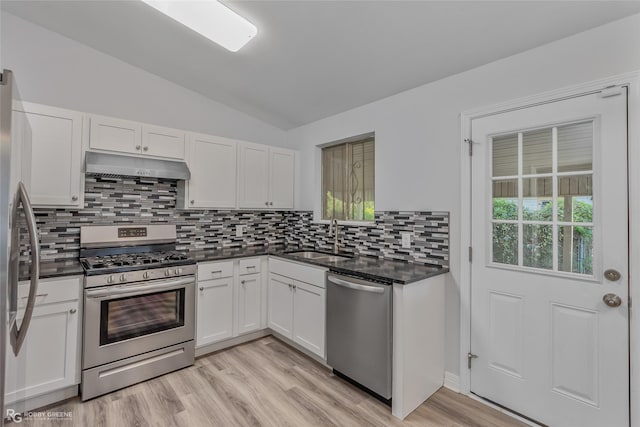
141,0 -> 257,52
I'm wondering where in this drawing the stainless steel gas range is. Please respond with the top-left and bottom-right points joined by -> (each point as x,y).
79,224 -> 195,401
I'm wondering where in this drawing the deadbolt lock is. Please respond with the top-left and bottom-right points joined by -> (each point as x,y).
604,269 -> 621,282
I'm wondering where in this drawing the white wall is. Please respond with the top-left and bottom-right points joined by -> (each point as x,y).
287,13 -> 640,375
0,12 -> 287,146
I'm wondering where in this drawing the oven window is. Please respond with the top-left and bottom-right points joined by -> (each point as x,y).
100,289 -> 185,345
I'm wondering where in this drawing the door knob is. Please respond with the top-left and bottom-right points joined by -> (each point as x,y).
604,269 -> 621,281
603,293 -> 622,307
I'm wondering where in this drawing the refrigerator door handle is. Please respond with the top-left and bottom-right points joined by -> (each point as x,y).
8,182 -> 40,356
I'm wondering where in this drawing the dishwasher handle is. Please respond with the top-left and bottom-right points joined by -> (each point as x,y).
327,275 -> 385,294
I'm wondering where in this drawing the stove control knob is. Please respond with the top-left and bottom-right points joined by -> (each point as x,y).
143,272 -> 150,279
107,275 -> 115,284
120,274 -> 127,282
165,269 -> 170,277
174,268 -> 180,275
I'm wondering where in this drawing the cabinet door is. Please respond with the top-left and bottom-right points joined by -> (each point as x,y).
5,301 -> 79,406
269,148 -> 295,209
142,125 -> 185,159
293,280 -> 326,358
16,104 -> 83,207
196,278 -> 233,347
237,273 -> 261,335
238,142 -> 269,208
89,115 -> 141,154
188,134 -> 237,208
268,274 -> 294,338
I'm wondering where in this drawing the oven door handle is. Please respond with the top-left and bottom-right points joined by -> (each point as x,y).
85,277 -> 194,299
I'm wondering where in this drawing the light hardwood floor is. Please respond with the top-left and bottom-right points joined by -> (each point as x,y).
15,336 -> 525,426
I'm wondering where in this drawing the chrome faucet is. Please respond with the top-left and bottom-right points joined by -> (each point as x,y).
329,218 -> 339,253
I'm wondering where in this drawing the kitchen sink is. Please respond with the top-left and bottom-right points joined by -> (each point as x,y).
286,251 -> 351,262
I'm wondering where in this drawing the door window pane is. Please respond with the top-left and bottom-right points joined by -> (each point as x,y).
522,177 -> 553,221
558,122 -> 593,172
493,223 -> 518,265
492,134 -> 518,177
523,128 -> 552,174
523,224 -> 553,270
489,122 -> 595,277
493,179 -> 518,220
558,225 -> 593,274
557,175 -> 593,222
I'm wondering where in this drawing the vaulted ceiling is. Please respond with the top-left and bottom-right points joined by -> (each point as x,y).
3,1 -> 640,129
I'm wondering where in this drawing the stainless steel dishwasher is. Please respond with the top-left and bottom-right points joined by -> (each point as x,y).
326,273 -> 392,404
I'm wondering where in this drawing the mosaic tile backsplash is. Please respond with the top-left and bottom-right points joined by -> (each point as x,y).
21,176 -> 449,267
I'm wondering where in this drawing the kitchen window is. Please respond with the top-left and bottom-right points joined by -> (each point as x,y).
322,136 -> 375,221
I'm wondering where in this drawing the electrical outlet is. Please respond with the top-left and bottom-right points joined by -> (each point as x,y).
236,225 -> 244,237
401,232 -> 411,248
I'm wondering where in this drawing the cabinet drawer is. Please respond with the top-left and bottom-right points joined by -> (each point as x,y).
198,261 -> 233,280
269,258 -> 327,288
239,258 -> 261,276
17,276 -> 81,309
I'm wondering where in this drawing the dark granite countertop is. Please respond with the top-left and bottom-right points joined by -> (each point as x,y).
22,245 -> 448,285
189,244 -> 448,285
19,258 -> 84,281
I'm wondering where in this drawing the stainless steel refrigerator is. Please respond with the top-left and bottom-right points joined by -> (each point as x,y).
1,69 -> 41,425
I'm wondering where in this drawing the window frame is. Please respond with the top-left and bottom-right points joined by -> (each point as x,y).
320,134 -> 375,223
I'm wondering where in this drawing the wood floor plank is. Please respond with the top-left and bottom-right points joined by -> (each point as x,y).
12,337 -> 526,427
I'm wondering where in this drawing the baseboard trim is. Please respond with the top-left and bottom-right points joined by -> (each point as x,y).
5,385 -> 79,414
443,371 -> 460,393
195,329 -> 270,357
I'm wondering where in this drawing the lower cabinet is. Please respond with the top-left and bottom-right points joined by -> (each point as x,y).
196,257 -> 264,348
5,277 -> 82,407
196,277 -> 234,346
268,258 -> 327,358
237,273 -> 262,335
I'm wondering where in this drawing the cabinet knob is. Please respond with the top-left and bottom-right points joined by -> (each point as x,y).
199,287 -> 204,291
265,202 -> 269,206
241,280 -> 246,285
69,308 -> 77,314
136,145 -> 141,151
143,146 -> 149,152
71,195 -> 78,201
190,200 -> 195,205
269,202 -> 273,206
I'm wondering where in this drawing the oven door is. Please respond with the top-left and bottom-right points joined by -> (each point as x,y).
83,276 -> 195,369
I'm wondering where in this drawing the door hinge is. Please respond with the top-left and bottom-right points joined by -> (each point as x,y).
599,85 -> 624,98
464,138 -> 473,156
467,352 -> 478,369
468,246 -> 473,263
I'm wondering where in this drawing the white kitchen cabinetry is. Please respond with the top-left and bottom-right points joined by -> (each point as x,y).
196,258 -> 265,348
238,143 -> 295,209
5,277 -> 82,408
141,124 -> 186,159
180,134 -> 236,209
196,260 -> 234,347
269,148 -> 295,209
268,258 -> 326,358
89,115 -> 141,154
15,103 -> 83,207
236,258 -> 262,335
89,115 -> 186,160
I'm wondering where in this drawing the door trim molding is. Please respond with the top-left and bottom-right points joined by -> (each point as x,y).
459,70 -> 640,424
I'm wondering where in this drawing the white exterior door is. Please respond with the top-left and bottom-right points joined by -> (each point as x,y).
470,90 -> 628,426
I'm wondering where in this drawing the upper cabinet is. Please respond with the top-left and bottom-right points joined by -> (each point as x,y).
269,147 -> 295,209
181,133 -> 237,209
238,143 -> 295,209
89,115 -> 185,160
15,103 -> 83,207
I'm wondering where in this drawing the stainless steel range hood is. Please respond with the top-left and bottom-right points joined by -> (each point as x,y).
85,151 -> 191,180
